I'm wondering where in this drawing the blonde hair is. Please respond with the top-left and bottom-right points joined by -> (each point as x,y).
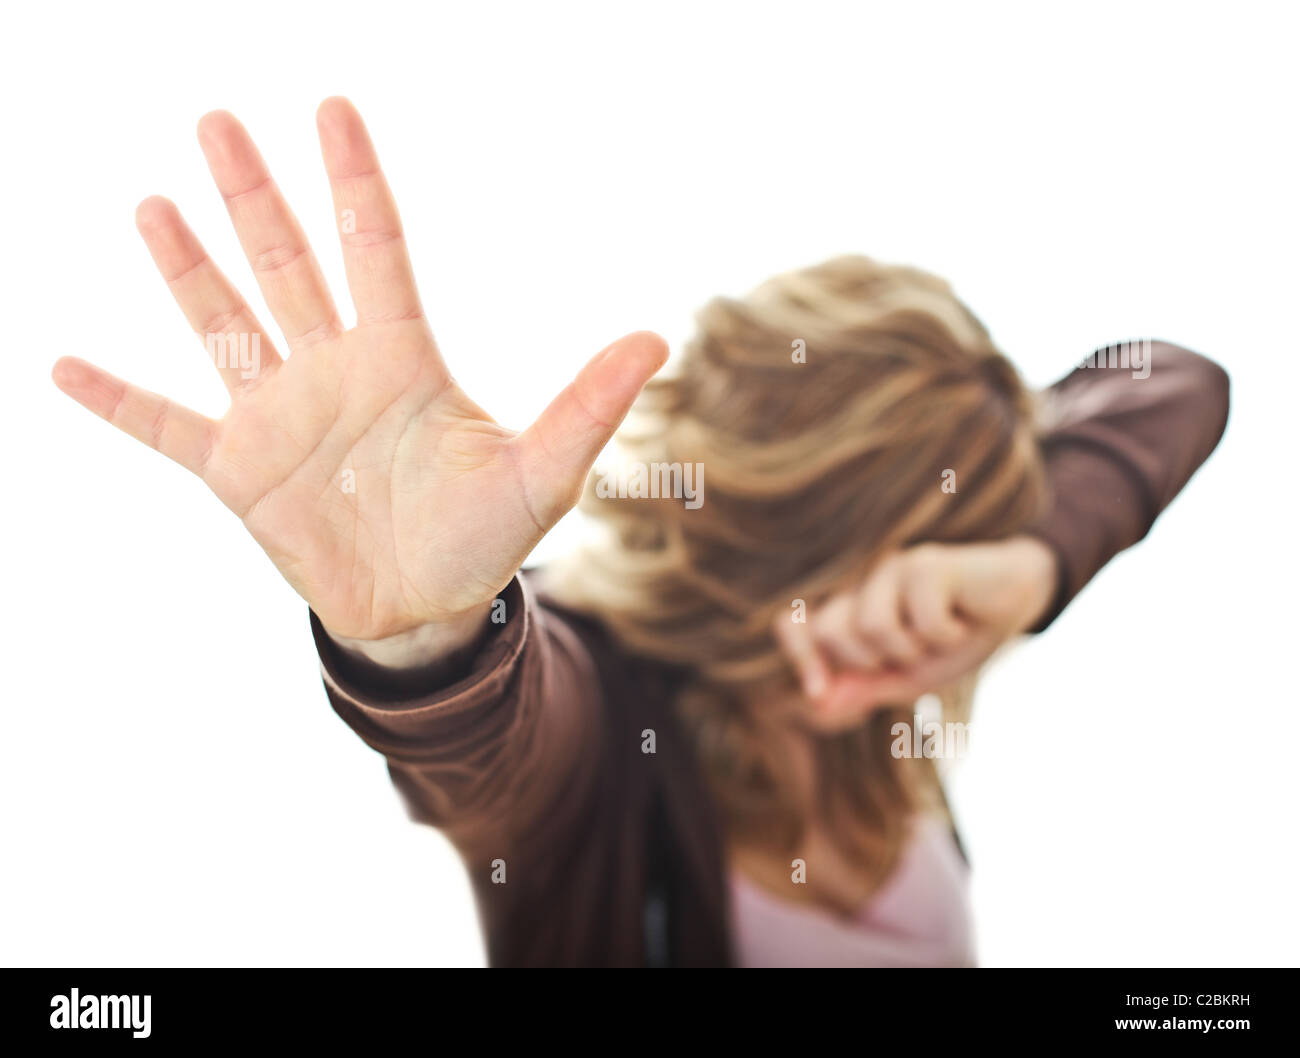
547,255 -> 1046,891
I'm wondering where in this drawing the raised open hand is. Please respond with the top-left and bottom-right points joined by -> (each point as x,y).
53,98 -> 667,642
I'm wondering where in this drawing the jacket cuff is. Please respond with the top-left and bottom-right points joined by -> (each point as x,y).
309,574 -> 531,723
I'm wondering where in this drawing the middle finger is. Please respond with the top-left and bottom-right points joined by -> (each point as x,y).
197,110 -> 342,350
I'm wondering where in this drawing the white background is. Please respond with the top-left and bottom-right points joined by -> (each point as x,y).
2,1 -> 1296,967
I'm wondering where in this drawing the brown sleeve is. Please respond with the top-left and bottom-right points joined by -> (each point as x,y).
311,340 -> 1228,840
1024,340 -> 1230,631
309,573 -> 604,854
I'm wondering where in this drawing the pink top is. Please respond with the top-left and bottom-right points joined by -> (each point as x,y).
728,814 -> 976,967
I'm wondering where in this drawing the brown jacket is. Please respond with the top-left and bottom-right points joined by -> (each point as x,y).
310,342 -> 1230,967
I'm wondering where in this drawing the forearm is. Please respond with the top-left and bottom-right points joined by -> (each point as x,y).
311,573 -> 606,837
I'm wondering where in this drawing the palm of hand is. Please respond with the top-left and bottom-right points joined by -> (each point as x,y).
53,99 -> 666,640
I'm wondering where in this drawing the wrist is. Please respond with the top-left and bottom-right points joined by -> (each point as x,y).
324,600 -> 495,675
1004,534 -> 1060,632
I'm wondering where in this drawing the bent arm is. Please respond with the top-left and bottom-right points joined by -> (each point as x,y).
1026,340 -> 1231,630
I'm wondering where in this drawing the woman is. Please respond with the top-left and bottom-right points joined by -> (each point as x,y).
52,99 -> 1229,967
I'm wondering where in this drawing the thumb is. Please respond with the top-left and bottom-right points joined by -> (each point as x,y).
516,330 -> 669,523
773,610 -> 833,701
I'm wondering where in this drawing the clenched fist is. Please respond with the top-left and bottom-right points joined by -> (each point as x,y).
775,537 -> 1059,730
